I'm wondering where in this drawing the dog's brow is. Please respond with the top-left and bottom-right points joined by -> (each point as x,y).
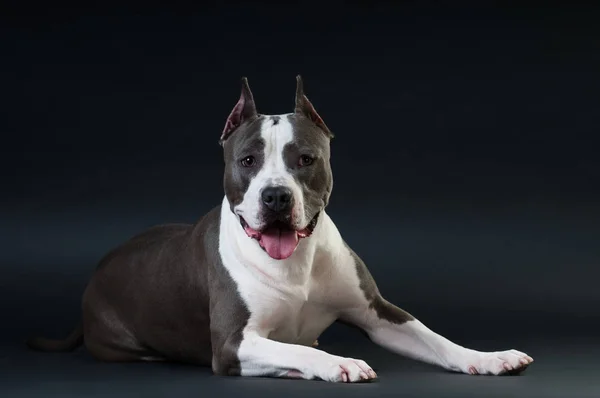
285,142 -> 323,157
233,136 -> 264,159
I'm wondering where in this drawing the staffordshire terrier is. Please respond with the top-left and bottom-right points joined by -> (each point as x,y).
27,76 -> 533,382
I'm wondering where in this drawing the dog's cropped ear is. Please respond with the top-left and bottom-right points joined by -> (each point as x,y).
294,75 -> 333,139
220,77 -> 258,145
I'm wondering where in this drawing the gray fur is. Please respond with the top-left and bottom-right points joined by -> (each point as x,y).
27,206 -> 250,375
346,243 -> 415,325
223,115 -> 266,211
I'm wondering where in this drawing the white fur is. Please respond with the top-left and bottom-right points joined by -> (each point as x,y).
219,199 -> 376,382
342,310 -> 533,375
217,114 -> 534,382
234,115 -> 308,231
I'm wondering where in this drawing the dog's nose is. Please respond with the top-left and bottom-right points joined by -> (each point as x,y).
261,186 -> 293,213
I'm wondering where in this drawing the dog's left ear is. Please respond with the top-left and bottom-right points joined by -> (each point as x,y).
220,77 -> 258,145
294,75 -> 334,139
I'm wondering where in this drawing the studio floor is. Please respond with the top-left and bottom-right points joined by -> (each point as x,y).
3,332 -> 599,398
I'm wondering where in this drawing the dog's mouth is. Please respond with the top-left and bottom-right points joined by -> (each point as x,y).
239,213 -> 320,260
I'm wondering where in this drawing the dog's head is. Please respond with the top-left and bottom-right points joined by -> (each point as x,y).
220,76 -> 334,260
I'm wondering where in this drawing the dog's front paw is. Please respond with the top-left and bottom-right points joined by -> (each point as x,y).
468,349 -> 534,376
318,357 -> 378,383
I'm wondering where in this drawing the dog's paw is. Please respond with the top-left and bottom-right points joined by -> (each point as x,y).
319,357 -> 378,383
467,349 -> 534,376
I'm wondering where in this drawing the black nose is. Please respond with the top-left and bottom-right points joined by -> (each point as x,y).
261,186 -> 293,213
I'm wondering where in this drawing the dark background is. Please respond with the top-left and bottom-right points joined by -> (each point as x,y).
1,1 -> 599,397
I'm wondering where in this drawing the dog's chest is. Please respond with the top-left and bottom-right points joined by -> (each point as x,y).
267,299 -> 336,346
244,282 -> 337,346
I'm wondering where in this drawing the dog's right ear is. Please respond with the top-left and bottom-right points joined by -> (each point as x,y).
220,77 -> 258,145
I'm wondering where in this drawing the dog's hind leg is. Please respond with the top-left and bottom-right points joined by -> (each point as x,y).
84,319 -> 162,363
82,301 -> 160,363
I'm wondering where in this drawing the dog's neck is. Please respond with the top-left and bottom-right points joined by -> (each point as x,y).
219,196 -> 328,287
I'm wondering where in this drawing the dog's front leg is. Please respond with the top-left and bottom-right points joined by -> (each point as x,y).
224,331 -> 377,382
336,247 -> 534,375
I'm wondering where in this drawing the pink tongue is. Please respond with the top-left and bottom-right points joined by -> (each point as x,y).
259,227 -> 299,260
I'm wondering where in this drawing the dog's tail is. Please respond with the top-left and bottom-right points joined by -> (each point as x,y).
26,321 -> 84,352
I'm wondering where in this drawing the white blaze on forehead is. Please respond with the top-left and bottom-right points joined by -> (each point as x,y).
234,114 -> 306,230
261,115 -> 294,179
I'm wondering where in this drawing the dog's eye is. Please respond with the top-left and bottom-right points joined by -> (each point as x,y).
299,155 -> 314,167
241,156 -> 255,167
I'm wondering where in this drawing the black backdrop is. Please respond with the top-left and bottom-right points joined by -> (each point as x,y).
2,2 -> 599,397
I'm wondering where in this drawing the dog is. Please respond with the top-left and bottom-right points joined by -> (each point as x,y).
27,76 -> 533,382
